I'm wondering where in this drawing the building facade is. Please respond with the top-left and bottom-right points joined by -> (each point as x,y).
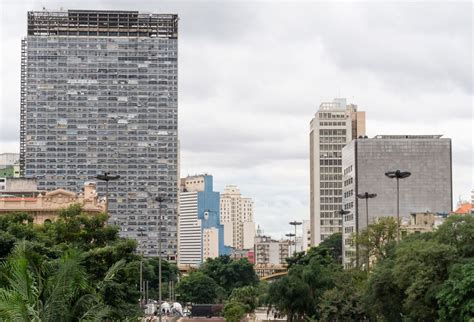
309,98 -> 365,246
254,235 -> 290,266
341,135 -> 452,267
0,153 -> 20,179
178,175 -> 227,267
220,185 -> 255,250
20,10 -> 179,258
0,182 -> 104,224
302,219 -> 311,251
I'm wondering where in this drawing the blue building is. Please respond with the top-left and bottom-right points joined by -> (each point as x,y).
178,175 -> 230,267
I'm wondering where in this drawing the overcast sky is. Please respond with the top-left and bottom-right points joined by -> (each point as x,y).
0,0 -> 472,239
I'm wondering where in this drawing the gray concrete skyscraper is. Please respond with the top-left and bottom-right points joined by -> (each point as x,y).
20,10 -> 178,258
341,135 -> 452,267
309,98 -> 365,246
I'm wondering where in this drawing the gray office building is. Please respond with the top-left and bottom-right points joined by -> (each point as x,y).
341,135 -> 452,267
20,10 -> 179,259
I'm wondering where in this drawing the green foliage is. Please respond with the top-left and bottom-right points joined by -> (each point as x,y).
393,239 -> 457,320
354,216 -> 398,264
0,241 -> 112,321
437,261 -> 474,321
200,255 -> 259,295
319,269 -> 367,321
435,215 -> 474,257
222,300 -> 247,322
229,286 -> 259,313
176,271 -> 220,304
0,204 -> 179,320
319,232 -> 342,264
267,243 -> 342,321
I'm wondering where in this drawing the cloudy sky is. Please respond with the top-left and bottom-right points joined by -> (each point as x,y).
0,0 -> 472,238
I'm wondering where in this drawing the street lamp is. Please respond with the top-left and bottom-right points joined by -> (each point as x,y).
137,226 -> 146,309
289,221 -> 302,255
155,195 -> 165,322
356,192 -> 377,271
335,209 -> 350,266
95,172 -> 120,214
385,170 -> 411,242
285,233 -> 295,257
202,209 -> 218,261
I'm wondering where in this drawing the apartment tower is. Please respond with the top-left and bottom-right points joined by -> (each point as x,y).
20,10 -> 179,258
220,185 -> 255,250
309,98 -> 365,246
178,175 -> 228,267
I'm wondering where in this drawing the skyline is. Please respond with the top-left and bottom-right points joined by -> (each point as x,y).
1,0 -> 472,239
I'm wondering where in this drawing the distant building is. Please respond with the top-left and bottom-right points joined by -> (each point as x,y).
342,135 -> 452,268
0,153 -> 20,179
0,178 -> 39,196
302,219 -> 311,251
254,235 -> 290,266
220,185 -> 255,250
0,182 -> 104,224
451,202 -> 472,215
0,153 -> 19,168
309,98 -> 366,246
178,175 -> 228,267
401,212 -> 447,235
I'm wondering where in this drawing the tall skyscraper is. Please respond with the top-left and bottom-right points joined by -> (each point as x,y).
220,185 -> 255,250
341,135 -> 452,267
20,10 -> 178,258
309,98 -> 365,246
178,175 -> 228,267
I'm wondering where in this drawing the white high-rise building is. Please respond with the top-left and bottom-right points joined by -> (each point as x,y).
178,175 -> 225,267
220,185 -> 255,250
309,98 -> 365,246
302,220 -> 311,251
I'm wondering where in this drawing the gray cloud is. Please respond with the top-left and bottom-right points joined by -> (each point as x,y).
1,0 -> 472,238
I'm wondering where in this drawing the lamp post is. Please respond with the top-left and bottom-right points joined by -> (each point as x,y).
95,172 -> 120,215
289,221 -> 302,255
203,209 -> 218,261
335,209 -> 350,266
137,226 -> 146,309
285,233 -> 295,257
155,195 -> 165,322
385,170 -> 411,242
356,192 -> 377,271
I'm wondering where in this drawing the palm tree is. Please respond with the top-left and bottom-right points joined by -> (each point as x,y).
0,241 -> 124,321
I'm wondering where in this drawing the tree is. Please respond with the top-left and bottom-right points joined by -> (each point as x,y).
319,270 -> 367,321
437,262 -> 474,321
229,286 -> 259,313
434,215 -> 474,257
267,246 -> 339,321
0,241 -> 119,321
176,272 -> 220,304
354,216 -> 398,265
393,239 -> 457,321
319,232 -> 342,264
364,254 -> 405,321
200,256 -> 259,295
222,301 -> 247,322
